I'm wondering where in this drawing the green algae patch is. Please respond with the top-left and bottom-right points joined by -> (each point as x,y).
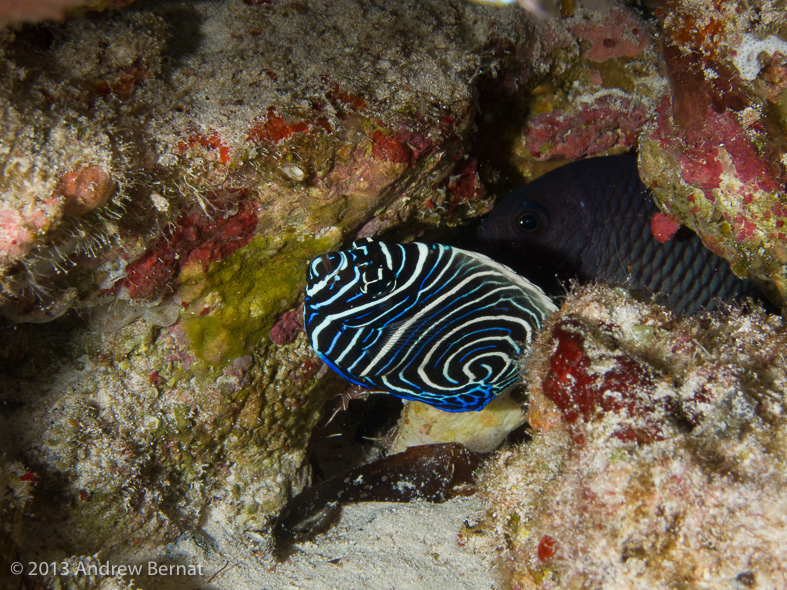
180,229 -> 343,365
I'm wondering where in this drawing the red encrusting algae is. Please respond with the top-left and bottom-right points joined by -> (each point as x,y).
270,307 -> 304,345
541,318 -> 664,444
120,195 -> 258,300
523,96 -> 647,160
444,156 -> 485,215
570,6 -> 649,62
370,129 -> 413,164
650,212 -> 681,244
247,107 -> 311,143
176,132 -> 232,165
537,535 -> 557,562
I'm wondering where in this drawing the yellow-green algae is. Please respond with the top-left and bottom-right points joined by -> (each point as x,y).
180,229 -> 343,366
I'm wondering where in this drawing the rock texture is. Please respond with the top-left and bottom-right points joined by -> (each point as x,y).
474,285 -> 787,589
0,0 -> 547,586
638,0 -> 787,308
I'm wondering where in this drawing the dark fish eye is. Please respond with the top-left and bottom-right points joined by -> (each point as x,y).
513,202 -> 549,236
519,214 -> 539,231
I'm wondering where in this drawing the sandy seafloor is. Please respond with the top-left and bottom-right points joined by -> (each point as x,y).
149,497 -> 499,589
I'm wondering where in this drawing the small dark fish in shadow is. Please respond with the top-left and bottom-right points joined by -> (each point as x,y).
273,442 -> 487,561
477,155 -> 770,315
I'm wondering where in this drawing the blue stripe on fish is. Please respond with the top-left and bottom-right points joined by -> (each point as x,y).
304,238 -> 557,412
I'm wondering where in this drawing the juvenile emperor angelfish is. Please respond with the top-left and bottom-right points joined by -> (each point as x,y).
303,238 -> 557,412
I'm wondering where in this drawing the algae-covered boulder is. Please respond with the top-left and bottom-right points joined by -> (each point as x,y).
638,0 -> 787,308
0,0 -> 552,583
473,285 -> 787,588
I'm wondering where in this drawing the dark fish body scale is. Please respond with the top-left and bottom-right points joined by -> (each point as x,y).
478,155 -> 761,316
303,238 -> 556,412
583,161 -> 750,312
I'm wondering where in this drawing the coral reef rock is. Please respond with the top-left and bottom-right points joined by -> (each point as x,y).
0,0 -> 558,586
638,0 -> 787,308
474,284 -> 787,589
0,0 -> 545,325
508,0 -> 666,175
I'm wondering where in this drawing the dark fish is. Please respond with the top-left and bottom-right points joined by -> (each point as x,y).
273,442 -> 486,559
303,237 -> 556,412
477,155 -> 763,315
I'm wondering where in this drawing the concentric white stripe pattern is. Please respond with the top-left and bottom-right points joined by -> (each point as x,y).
303,238 -> 557,411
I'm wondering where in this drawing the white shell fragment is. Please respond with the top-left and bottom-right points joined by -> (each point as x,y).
280,164 -> 305,182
